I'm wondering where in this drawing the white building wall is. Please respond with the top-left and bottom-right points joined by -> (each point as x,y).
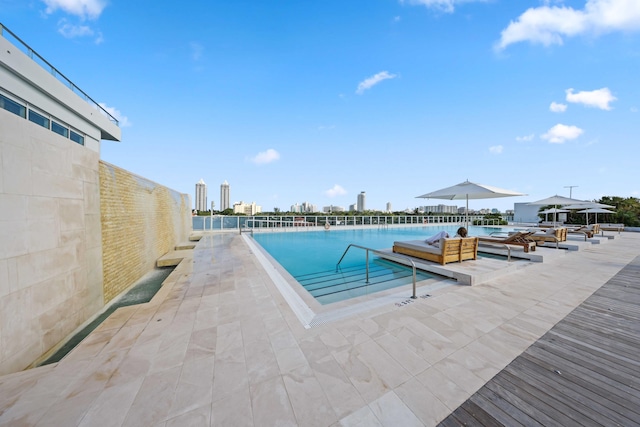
0,31 -> 120,374
513,202 -> 542,224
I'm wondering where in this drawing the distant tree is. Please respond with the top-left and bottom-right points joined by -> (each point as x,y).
475,212 -> 507,225
598,196 -> 640,227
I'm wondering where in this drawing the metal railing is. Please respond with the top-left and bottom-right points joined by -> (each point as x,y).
336,243 -> 420,299
0,23 -> 119,126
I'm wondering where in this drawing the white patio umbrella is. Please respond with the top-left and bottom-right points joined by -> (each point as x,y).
416,180 -> 526,229
527,195 -> 588,225
539,208 -> 570,223
563,202 -> 615,210
576,207 -> 615,225
561,202 -> 615,225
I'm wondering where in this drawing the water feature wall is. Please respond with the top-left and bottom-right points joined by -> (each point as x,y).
99,161 -> 191,303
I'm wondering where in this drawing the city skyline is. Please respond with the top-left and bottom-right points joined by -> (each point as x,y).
195,178 -> 508,213
6,1 -> 638,212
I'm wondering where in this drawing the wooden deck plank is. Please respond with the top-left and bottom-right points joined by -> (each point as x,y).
525,343 -> 640,409
444,405 -> 488,427
483,373 -> 581,426
519,351 -> 640,421
473,387 -> 544,427
438,255 -> 640,427
507,357 -> 638,426
538,331 -> 640,386
552,321 -> 639,360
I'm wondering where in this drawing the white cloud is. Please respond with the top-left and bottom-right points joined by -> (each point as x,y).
250,148 -> 280,165
325,184 -> 347,198
399,0 -> 486,14
98,103 -> 131,127
496,0 -> 640,50
631,107 -> 639,113
489,145 -> 503,154
356,71 -> 397,95
393,16 -> 401,22
516,134 -> 535,142
56,18 -> 102,43
566,87 -> 616,110
58,21 -> 93,38
550,102 -> 567,112
42,0 -> 107,20
541,123 -> 584,143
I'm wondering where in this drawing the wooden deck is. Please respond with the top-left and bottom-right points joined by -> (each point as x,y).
438,255 -> 640,427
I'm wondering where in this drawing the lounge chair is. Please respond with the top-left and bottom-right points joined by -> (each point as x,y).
477,231 -> 536,253
599,223 -> 624,233
567,224 -> 599,238
392,237 -> 478,265
528,227 -> 567,247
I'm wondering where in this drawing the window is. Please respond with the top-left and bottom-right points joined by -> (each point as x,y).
0,94 -> 26,118
70,130 -> 84,145
51,121 -> 68,138
28,109 -> 49,129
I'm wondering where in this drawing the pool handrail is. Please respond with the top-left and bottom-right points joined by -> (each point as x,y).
336,243 -> 419,299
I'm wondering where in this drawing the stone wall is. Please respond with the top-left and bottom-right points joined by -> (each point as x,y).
99,162 -> 191,303
0,109 -> 191,375
0,110 -> 104,375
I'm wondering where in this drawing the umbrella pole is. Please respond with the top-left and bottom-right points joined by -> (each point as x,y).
466,196 -> 469,230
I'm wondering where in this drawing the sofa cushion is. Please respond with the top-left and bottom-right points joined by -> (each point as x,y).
394,240 -> 442,255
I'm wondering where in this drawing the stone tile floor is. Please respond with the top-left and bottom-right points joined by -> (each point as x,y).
1,231 -> 639,426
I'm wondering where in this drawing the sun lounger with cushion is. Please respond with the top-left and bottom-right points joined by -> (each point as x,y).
477,231 -> 536,253
567,224 -> 599,238
528,227 -> 567,248
392,237 -> 478,265
599,223 -> 624,233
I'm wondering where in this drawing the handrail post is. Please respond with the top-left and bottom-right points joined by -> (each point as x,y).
411,267 -> 417,299
365,250 -> 369,283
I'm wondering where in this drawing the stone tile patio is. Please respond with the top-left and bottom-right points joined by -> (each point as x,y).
1,231 -> 638,426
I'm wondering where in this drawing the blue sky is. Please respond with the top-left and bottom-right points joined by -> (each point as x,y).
3,0 -> 640,212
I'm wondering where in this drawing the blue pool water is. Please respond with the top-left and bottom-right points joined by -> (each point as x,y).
253,225 -> 507,304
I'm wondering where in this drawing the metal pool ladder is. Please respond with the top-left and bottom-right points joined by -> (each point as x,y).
336,244 -> 420,299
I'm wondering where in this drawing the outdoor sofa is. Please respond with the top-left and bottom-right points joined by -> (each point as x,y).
392,237 -> 478,265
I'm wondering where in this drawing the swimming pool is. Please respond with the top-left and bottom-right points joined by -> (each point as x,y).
252,225 -> 507,304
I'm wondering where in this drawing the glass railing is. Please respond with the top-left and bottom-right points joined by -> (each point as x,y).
193,215 -> 512,231
0,23 -> 119,126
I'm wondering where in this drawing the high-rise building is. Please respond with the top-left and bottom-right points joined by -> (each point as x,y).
220,180 -> 230,211
386,202 -> 392,213
195,178 -> 207,211
301,202 -> 316,213
357,191 -> 366,212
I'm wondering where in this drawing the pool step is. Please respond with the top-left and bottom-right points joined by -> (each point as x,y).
296,259 -> 431,304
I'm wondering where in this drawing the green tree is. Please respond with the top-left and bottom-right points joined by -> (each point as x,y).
598,196 -> 640,227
